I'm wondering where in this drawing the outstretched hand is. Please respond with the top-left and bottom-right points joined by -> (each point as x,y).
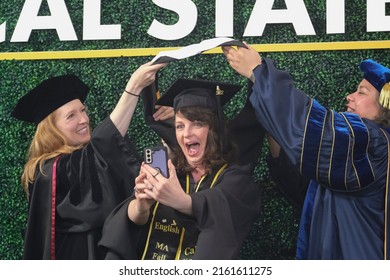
125,61 -> 166,94
222,42 -> 262,79
127,170 -> 156,225
133,171 -> 156,210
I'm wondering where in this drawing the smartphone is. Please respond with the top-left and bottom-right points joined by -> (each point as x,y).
144,146 -> 169,178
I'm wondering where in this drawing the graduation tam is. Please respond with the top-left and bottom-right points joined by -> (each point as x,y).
360,59 -> 390,109
11,74 -> 89,125
156,78 -> 241,112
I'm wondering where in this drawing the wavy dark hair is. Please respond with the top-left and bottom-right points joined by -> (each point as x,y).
375,105 -> 390,127
171,106 -> 237,175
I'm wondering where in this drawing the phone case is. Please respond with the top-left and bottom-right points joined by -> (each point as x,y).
144,146 -> 169,178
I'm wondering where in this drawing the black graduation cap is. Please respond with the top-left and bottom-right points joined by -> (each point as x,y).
156,78 -> 241,112
11,74 -> 89,125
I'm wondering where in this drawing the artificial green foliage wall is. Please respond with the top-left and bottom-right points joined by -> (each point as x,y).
1,0 -> 390,259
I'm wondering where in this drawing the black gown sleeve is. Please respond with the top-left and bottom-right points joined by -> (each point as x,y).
189,165 -> 262,259
98,196 -> 149,259
267,149 -> 310,209
228,80 -> 266,173
142,78 -> 177,148
55,117 -> 140,231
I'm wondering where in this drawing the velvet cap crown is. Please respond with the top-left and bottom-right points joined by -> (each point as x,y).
360,59 -> 390,109
360,59 -> 390,92
11,74 -> 89,125
156,78 -> 241,112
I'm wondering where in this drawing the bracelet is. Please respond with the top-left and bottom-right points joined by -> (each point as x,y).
124,89 -> 140,97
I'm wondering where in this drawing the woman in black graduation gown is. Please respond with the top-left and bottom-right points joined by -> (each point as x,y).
10,61 -> 172,259
99,79 -> 262,260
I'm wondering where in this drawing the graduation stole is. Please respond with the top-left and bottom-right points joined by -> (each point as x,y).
50,156 -> 61,260
141,163 -> 227,260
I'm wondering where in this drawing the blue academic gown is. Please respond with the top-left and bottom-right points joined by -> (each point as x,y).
249,58 -> 390,260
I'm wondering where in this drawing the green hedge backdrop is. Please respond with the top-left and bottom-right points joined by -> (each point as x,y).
1,0 -> 390,259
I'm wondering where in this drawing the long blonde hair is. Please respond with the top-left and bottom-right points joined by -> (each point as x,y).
21,111 -> 82,193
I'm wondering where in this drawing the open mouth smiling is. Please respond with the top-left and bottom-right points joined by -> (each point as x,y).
186,142 -> 201,156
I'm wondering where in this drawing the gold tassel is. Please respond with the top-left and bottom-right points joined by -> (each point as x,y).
380,83 -> 390,109
155,89 -> 161,100
215,85 -> 224,96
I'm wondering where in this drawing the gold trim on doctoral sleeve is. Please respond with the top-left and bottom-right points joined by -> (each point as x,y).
300,99 -> 314,175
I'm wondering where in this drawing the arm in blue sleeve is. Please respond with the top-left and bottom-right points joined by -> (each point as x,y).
250,58 -> 383,191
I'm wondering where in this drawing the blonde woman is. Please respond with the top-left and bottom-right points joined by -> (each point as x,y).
11,61 -> 172,259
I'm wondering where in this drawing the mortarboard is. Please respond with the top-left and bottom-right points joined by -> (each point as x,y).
11,74 -> 89,125
156,78 -> 241,112
360,59 -> 390,109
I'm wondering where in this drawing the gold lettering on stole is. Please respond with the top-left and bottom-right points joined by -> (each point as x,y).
152,252 -> 167,260
154,221 -> 180,234
184,246 -> 196,256
156,242 -> 169,251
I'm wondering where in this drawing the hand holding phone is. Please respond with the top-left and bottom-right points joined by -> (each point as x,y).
144,146 -> 169,178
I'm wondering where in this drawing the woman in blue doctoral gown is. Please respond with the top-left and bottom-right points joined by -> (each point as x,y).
223,43 -> 390,260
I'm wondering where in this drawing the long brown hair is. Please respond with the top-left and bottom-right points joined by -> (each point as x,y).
171,106 -> 237,175
21,111 -> 82,193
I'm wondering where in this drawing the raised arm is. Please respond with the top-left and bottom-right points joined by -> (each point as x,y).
110,62 -> 166,137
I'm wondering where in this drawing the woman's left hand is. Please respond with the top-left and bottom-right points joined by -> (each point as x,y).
222,42 -> 262,79
153,105 -> 174,121
142,159 -> 192,215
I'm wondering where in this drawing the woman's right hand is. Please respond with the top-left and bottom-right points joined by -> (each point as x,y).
124,62 -> 166,96
127,168 -> 156,224
142,160 -> 193,216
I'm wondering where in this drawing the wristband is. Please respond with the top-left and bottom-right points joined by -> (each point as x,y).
124,89 -> 140,97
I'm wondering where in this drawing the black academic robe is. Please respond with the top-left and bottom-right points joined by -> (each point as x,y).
23,117 -> 140,260
249,58 -> 390,259
266,149 -> 310,210
98,164 -> 262,260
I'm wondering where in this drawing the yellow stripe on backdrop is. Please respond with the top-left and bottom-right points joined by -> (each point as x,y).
1,40 -> 390,61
